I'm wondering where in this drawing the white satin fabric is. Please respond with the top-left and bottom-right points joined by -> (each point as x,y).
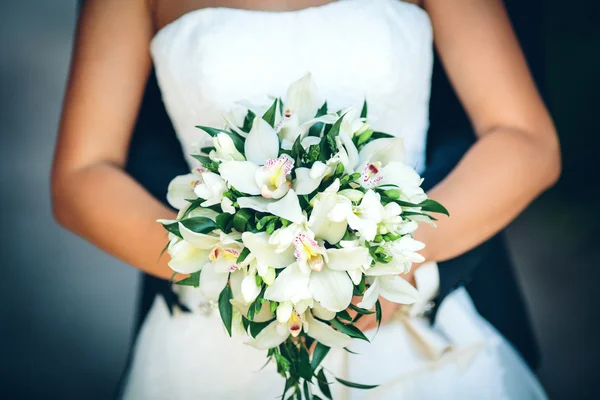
123,0 -> 548,398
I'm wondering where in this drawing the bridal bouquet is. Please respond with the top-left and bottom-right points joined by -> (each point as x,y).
159,74 -> 447,399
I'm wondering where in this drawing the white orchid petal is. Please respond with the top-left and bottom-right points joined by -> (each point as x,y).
264,263 -> 311,303
311,301 -> 336,321
199,265 -> 229,302
218,161 -> 261,195
167,241 -> 209,274
266,189 -> 304,224
245,117 -> 280,164
276,301 -> 294,323
305,312 -> 352,348
293,167 -> 324,195
378,275 -> 420,305
221,197 -> 236,214
309,195 -> 348,244
358,137 -> 405,167
357,278 -> 380,310
167,174 -> 198,210
325,247 -> 372,271
221,113 -> 249,138
366,262 -> 403,276
246,320 -> 289,349
237,196 -> 271,213
309,268 -> 354,312
241,232 -> 296,268
285,72 -> 321,123
241,273 -> 262,303
301,136 -> 321,149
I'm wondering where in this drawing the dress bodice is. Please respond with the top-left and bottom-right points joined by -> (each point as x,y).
150,0 -> 433,172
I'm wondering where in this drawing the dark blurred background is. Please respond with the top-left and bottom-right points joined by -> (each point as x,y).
0,0 -> 599,399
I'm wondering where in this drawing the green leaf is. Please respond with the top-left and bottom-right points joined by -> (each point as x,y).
215,213 -> 234,233
329,318 -> 369,342
195,125 -> 245,154
418,199 -> 450,216
336,310 -> 353,322
317,135 -> 331,162
262,98 -> 280,128
316,368 -> 332,400
242,109 -> 256,132
375,299 -> 382,333
360,99 -> 368,118
256,215 -> 277,230
161,222 -> 182,238
303,380 -> 311,400
180,198 -> 205,220
180,217 -> 217,234
237,247 -> 251,263
310,343 -> 330,371
308,101 -> 328,137
174,271 -> 201,287
334,377 -> 379,390
233,209 -> 253,232
371,131 -> 394,139
248,318 -> 273,338
326,113 -> 346,143
191,154 -> 212,165
291,134 -> 305,164
297,345 -> 313,381
218,284 -> 233,336
348,303 -> 375,315
343,347 -> 361,355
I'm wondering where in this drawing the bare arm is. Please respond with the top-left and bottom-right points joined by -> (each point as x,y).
51,0 -> 176,280
416,0 -> 561,262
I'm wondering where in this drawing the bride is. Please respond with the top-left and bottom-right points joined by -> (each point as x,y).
52,0 -> 560,398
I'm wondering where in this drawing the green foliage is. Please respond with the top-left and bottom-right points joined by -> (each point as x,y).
180,216 -> 217,234
308,101 -> 328,137
218,284 -> 233,336
329,318 -> 369,342
262,98 -> 280,128
310,343 -> 330,371
173,271 -> 201,287
360,99 -> 368,119
233,209 -> 254,232
335,377 -> 378,390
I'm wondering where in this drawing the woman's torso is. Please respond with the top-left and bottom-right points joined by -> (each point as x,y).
149,0 -> 433,172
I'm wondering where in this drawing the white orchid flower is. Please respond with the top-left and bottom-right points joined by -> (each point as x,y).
378,202 -> 418,236
237,189 -> 304,224
162,216 -> 222,274
355,137 -> 405,189
292,161 -> 331,195
209,132 -> 246,162
367,236 -> 426,276
357,275 -> 421,310
329,189 -> 385,242
380,163 -> 428,204
241,231 -> 297,280
165,167 -> 205,210
247,306 -> 352,350
265,234 -> 372,312
307,179 -> 349,244
193,171 -> 227,207
276,73 -> 338,149
199,243 -> 243,302
268,217 -> 311,253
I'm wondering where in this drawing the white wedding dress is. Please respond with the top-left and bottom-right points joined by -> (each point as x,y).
122,0 -> 548,398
